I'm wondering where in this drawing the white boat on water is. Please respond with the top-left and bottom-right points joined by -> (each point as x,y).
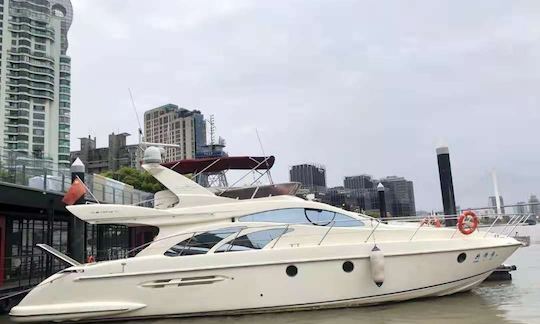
10,148 -> 522,322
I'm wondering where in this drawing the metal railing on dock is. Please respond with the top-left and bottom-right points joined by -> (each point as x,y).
0,150 -> 153,206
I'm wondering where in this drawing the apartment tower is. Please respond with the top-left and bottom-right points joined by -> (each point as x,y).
0,0 -> 72,169
143,104 -> 207,162
289,163 -> 327,194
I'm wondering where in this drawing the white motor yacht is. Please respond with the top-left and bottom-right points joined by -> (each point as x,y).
10,147 -> 522,322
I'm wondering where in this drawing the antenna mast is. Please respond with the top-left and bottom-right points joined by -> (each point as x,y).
256,128 -> 273,184
128,88 -> 147,168
128,88 -> 143,145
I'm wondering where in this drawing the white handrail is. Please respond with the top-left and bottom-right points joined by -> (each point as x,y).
271,225 -> 290,249
122,213 -> 530,259
318,221 -> 336,246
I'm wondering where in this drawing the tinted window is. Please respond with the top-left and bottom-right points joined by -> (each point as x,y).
239,209 -> 307,223
215,228 -> 290,253
165,227 -> 242,257
333,213 -> 364,227
305,209 -> 335,226
238,209 -> 364,227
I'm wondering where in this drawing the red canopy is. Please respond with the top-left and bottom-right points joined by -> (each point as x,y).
161,156 -> 275,175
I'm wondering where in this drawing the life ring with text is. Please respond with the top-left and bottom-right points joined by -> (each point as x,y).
457,211 -> 479,235
86,255 -> 96,263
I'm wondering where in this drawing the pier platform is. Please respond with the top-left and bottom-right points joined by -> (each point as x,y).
485,264 -> 517,281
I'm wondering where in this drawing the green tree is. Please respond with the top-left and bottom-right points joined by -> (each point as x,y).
0,160 -> 12,182
364,210 -> 381,218
102,167 -> 165,193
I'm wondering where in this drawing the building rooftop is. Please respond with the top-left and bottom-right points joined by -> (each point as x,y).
344,174 -> 373,179
144,104 -> 201,118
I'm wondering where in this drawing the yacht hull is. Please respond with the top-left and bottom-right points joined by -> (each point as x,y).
10,241 -> 520,322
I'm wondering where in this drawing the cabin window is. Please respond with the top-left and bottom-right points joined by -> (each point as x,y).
238,208 -> 364,227
305,209 -> 335,226
239,209 -> 306,224
164,227 -> 242,257
333,213 -> 365,227
215,228 -> 291,253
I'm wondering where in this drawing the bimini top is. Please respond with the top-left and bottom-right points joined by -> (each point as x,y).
161,156 -> 275,174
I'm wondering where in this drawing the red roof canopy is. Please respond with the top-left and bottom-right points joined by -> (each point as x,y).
161,156 -> 275,174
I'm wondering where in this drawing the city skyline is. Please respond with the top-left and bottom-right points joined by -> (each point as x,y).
67,1 -> 540,210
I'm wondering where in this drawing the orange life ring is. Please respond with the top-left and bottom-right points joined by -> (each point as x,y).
86,255 -> 96,263
457,210 -> 478,235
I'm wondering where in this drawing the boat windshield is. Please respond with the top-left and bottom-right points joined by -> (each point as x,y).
215,228 -> 292,252
238,208 -> 364,227
164,226 -> 243,257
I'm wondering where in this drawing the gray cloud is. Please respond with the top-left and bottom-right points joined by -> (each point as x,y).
69,0 -> 540,210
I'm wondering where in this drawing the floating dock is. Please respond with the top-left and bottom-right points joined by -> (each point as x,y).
485,264 -> 517,281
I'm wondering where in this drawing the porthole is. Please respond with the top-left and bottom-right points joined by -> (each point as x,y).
457,252 -> 467,263
286,265 -> 298,277
342,261 -> 354,273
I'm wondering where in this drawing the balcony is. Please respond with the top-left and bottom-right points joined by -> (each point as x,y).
8,49 -> 55,66
6,87 -> 54,101
5,127 -> 18,135
9,8 -> 50,23
7,80 -> 54,91
9,28 -> 54,41
7,64 -> 54,77
15,48 -> 54,62
10,17 -> 53,34
8,74 -> 54,86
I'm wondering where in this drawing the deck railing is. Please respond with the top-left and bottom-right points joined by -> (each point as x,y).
123,212 -> 532,259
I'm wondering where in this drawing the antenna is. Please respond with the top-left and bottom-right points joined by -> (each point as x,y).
128,88 -> 143,144
255,128 -> 273,184
128,88 -> 148,168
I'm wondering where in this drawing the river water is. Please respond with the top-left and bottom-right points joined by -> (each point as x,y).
3,226 -> 540,324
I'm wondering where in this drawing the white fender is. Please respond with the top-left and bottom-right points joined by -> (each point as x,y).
370,245 -> 385,287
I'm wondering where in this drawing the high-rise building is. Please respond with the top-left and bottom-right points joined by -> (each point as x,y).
0,0 -> 73,169
529,195 -> 540,216
289,163 -> 326,193
341,174 -> 380,212
344,175 -> 374,190
143,104 -> 207,162
515,202 -> 527,215
380,176 -> 416,217
488,196 -> 505,214
70,132 -> 139,174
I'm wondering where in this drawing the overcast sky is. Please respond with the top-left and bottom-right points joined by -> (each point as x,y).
68,0 -> 540,211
